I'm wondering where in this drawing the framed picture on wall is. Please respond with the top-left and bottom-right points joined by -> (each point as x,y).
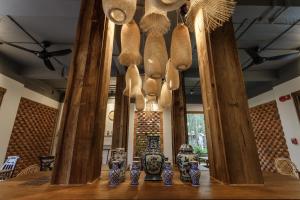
0,87 -> 7,107
292,90 -> 300,121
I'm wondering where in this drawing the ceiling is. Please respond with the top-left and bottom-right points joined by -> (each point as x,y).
0,0 -> 300,103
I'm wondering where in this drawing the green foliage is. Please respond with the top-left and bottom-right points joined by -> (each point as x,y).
193,145 -> 208,156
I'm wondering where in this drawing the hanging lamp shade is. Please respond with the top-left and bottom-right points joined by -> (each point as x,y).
166,59 -> 180,90
102,0 -> 137,25
144,76 -> 159,97
135,90 -> 145,111
170,24 -> 192,71
118,21 -> 142,66
123,65 -> 142,97
144,33 -> 168,79
146,95 -> 157,103
152,0 -> 187,12
186,0 -> 236,32
140,0 -> 170,35
159,82 -> 172,109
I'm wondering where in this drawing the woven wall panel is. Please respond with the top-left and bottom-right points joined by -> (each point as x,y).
5,97 -> 58,176
249,101 -> 290,173
134,111 -> 163,158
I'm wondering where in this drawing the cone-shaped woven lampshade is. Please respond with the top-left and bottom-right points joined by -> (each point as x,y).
118,21 -> 142,66
123,65 -> 142,97
135,90 -> 145,111
144,76 -> 159,97
144,33 -> 168,79
146,95 -> 157,103
159,82 -> 172,109
140,0 -> 170,35
170,24 -> 192,71
102,0 -> 137,25
166,59 -> 180,90
152,0 -> 187,12
186,0 -> 236,32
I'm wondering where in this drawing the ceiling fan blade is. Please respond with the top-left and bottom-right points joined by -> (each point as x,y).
242,61 -> 255,71
1,41 -> 38,54
43,58 -> 55,71
46,49 -> 72,57
265,52 -> 300,61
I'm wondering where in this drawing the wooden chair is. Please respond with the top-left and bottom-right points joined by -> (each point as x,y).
17,164 -> 40,177
274,158 -> 300,179
0,156 -> 19,181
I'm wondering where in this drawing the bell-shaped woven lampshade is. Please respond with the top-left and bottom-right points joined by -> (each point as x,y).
166,59 -> 180,90
102,0 -> 137,25
118,21 -> 142,66
170,24 -> 192,71
144,33 -> 168,79
146,95 -> 157,103
135,90 -> 145,111
152,0 -> 187,12
123,65 -> 142,97
159,82 -> 172,109
186,0 -> 236,32
140,0 -> 170,35
144,76 -> 159,97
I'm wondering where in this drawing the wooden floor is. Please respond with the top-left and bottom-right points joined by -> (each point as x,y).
1,170 -> 300,200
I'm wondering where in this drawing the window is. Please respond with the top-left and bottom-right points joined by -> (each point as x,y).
292,90 -> 300,122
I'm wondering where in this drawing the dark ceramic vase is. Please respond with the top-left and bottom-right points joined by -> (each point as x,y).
109,161 -> 120,187
130,161 -> 141,186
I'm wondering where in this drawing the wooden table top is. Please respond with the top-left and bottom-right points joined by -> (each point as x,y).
0,170 -> 300,199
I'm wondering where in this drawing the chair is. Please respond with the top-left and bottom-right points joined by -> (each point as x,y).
0,156 -> 19,181
17,164 -> 40,177
274,158 -> 300,179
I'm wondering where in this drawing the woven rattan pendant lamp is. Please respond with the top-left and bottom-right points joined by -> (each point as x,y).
140,0 -> 171,35
166,59 -> 180,90
102,0 -> 137,25
144,76 -> 159,97
152,0 -> 187,12
123,65 -> 142,97
159,82 -> 172,109
170,24 -> 192,71
135,90 -> 145,111
144,32 -> 168,79
186,0 -> 236,32
119,21 -> 142,66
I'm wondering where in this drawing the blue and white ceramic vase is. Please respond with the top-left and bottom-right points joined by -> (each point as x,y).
109,161 -> 121,186
189,161 -> 200,186
176,144 -> 198,181
162,161 -> 173,186
109,148 -> 127,182
130,161 -> 141,186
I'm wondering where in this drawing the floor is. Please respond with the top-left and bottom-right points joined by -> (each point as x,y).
0,170 -> 300,199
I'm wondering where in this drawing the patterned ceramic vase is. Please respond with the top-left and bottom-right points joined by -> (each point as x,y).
109,148 -> 127,182
162,161 -> 173,186
133,156 -> 142,170
176,144 -> 198,181
143,134 -> 165,181
109,161 -> 121,186
130,161 -> 141,186
189,161 -> 201,186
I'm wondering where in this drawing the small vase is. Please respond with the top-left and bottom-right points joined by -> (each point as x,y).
130,161 -> 141,186
162,161 -> 173,186
189,161 -> 200,186
109,161 -> 120,186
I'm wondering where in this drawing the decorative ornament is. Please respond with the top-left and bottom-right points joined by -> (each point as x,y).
135,90 -> 145,111
140,0 -> 171,35
159,82 -> 172,109
152,0 -> 187,12
170,24 -> 192,71
119,21 -> 142,66
102,0 -> 137,25
166,59 -> 180,90
144,33 -> 168,79
144,76 -> 159,97
124,65 -> 142,97
186,0 -> 236,32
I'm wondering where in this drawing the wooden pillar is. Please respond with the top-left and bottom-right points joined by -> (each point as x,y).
111,75 -> 129,150
51,0 -> 115,185
194,9 -> 263,184
172,73 -> 188,162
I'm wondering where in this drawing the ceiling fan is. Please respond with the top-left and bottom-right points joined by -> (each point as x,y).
243,46 -> 300,71
0,40 -> 71,71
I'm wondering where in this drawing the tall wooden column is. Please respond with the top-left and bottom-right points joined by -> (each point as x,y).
194,10 -> 263,184
111,75 -> 129,150
172,73 -> 188,162
51,0 -> 115,185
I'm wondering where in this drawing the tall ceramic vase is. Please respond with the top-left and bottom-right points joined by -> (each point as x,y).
162,161 -> 173,186
109,161 -> 121,187
130,161 -> 141,186
176,144 -> 198,181
189,161 -> 201,186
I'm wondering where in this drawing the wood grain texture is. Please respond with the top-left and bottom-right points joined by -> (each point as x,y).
0,86 -> 6,107
51,0 -> 114,185
112,75 -> 129,150
195,10 -> 263,184
172,73 -> 188,163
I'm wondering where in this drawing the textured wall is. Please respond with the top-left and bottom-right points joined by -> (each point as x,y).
249,101 -> 290,172
5,98 -> 58,176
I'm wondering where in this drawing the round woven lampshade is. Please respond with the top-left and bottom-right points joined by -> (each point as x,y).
123,65 -> 142,97
166,59 -> 180,90
102,0 -> 137,25
159,82 -> 172,109
140,0 -> 170,35
144,33 -> 168,79
186,0 -> 236,32
144,76 -> 159,97
152,0 -> 187,12
119,21 -> 142,66
135,90 -> 145,111
170,24 -> 192,71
